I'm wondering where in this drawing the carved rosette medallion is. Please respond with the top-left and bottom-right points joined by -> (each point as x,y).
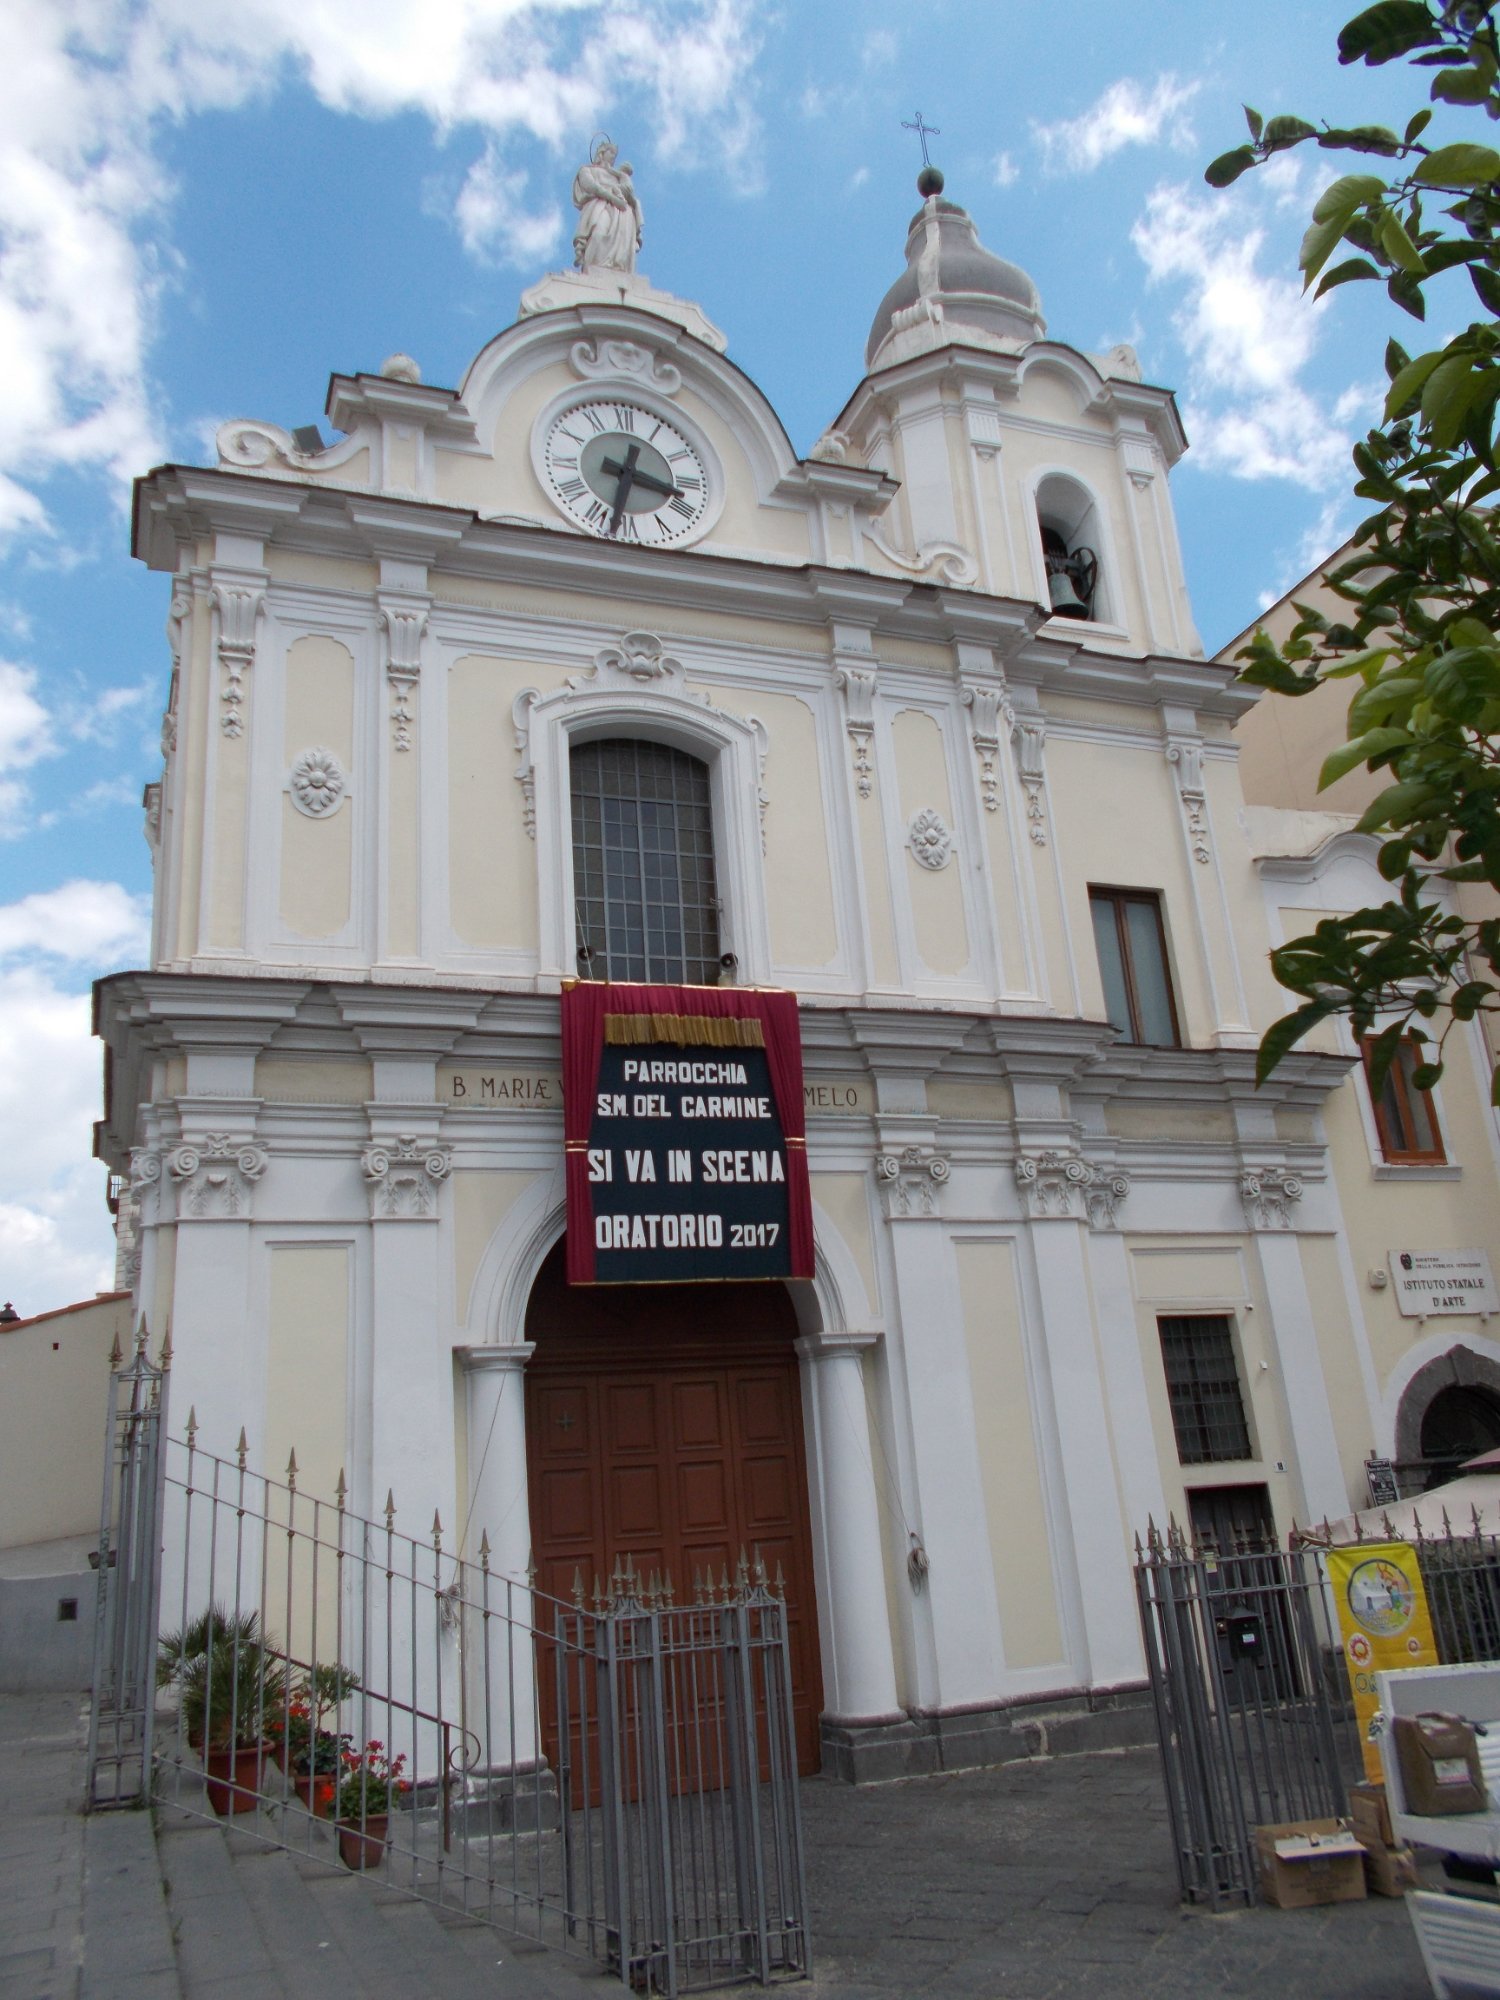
907,808 -> 953,871
1240,1166 -> 1303,1231
362,1135 -> 452,1219
288,748 -> 348,818
169,1135 -> 268,1220
875,1146 -> 951,1217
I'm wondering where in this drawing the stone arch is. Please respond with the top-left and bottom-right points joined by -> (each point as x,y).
1394,1343 -> 1500,1463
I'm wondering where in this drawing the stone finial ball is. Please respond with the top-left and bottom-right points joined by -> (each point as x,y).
380,353 -> 422,384
917,165 -> 945,197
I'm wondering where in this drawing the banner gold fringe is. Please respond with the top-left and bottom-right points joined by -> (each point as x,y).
603,1013 -> 765,1049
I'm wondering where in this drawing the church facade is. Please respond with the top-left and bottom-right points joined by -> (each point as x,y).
97,160 -> 1421,1777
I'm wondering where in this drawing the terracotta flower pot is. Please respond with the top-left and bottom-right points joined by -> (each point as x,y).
292,1772 -> 337,1818
337,1814 -> 389,1869
203,1742 -> 268,1815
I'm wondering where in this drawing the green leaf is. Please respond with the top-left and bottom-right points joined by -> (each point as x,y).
1414,142 -> 1500,185
1255,1002 -> 1332,1084
1385,336 -> 1412,379
1244,104 -> 1264,142
1319,726 -> 1412,790
1337,2 -> 1441,64
1470,261 -> 1500,313
1265,114 -> 1318,151
1406,107 -> 1434,144
1316,255 -> 1382,296
1313,171 -> 1389,221
1381,206 -> 1428,271
1356,779 -> 1443,830
1421,352 -> 1492,444
1433,64 -> 1495,105
1386,347 -> 1445,415
1206,147 -> 1257,188
1318,124 -> 1404,153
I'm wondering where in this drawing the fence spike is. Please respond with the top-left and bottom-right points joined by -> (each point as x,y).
479,1529 -> 492,1570
159,1321 -> 173,1369
774,1559 -> 785,1596
185,1406 -> 198,1449
108,1331 -> 123,1369
335,1468 -> 347,1508
1473,1503 -> 1484,1540
592,1574 -> 604,1614
720,1562 -> 732,1605
736,1546 -> 750,1590
286,1448 -> 298,1489
135,1314 -> 149,1357
236,1428 -> 248,1469
693,1566 -> 704,1605
663,1567 -> 675,1606
1442,1505 -> 1454,1539
432,1510 -> 444,1549
571,1564 -> 583,1608
385,1489 -> 396,1530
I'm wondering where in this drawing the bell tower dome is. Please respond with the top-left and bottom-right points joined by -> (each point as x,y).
866,192 -> 1046,370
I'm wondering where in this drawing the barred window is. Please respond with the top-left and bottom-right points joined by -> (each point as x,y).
1158,1315 -> 1252,1465
571,739 -> 721,985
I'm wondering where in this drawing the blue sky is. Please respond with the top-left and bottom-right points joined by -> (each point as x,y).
0,0 -> 1450,1311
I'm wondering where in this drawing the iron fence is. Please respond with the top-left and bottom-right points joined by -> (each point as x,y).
86,1340 -> 808,1996
1135,1513 -> 1500,1910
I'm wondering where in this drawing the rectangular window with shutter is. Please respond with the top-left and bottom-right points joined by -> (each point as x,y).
1361,1036 -> 1445,1164
1089,887 -> 1180,1047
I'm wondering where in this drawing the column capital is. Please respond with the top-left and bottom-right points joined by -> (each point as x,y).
794,1329 -> 882,1363
458,1342 -> 536,1375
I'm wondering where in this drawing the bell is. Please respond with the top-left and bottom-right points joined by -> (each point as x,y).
1047,567 -> 1088,618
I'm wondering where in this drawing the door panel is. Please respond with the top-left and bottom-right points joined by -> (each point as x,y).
524,1244 -> 823,1777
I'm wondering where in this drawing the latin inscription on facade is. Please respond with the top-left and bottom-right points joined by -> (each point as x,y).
440,1067 -> 560,1106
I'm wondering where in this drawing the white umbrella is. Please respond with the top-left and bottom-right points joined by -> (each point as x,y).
1303,1471 -> 1500,1546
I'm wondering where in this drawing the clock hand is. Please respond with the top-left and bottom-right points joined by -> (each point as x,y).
603,442 -> 641,536
600,450 -> 682,516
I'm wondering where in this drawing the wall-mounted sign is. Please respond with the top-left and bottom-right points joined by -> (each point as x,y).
1366,1457 -> 1400,1510
562,982 -> 814,1286
1388,1249 -> 1499,1318
439,1067 -> 561,1107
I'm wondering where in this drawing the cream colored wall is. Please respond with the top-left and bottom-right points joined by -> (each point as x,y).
255,1057 -> 374,1103
891,708 -> 968,976
448,654 -> 553,950
954,1239 -> 1064,1668
0,1294 -> 133,1550
263,1245 -> 350,1666
280,636 -> 355,939
452,1170 -> 539,1327
809,1172 -> 879,1313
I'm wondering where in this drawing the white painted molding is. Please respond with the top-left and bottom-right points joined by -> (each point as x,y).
1165,733 -> 1211,864
212,574 -> 265,739
961,680 -> 1009,814
567,338 -> 683,396
906,807 -> 953,871
1015,1151 -> 1130,1228
834,663 -> 878,800
169,1135 -> 268,1220
362,1135 -> 452,1219
874,1146 -> 951,1217
1240,1165 -> 1303,1231
379,596 -> 428,752
1012,712 -> 1048,847
287,747 -> 348,818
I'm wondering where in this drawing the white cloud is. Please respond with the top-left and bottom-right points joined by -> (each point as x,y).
0,658 -> 55,832
992,151 -> 1019,189
0,0 -> 764,549
1035,74 -> 1200,175
0,886 -> 150,1316
848,165 -> 870,193
1131,179 -> 1362,492
861,30 -> 897,70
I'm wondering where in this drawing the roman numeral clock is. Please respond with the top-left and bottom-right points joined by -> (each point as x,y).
539,399 -> 711,545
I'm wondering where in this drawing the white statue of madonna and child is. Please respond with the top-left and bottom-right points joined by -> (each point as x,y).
572,136 -> 644,274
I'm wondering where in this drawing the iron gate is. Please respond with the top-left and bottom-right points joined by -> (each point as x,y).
1136,1515 -> 1500,1909
85,1335 -> 809,1995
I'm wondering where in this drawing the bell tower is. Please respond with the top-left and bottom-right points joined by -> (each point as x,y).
831,164 -> 1202,658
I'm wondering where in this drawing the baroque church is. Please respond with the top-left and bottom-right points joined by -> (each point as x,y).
94,146 -> 1500,1780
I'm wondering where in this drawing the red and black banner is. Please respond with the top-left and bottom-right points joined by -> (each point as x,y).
562,981 -> 814,1286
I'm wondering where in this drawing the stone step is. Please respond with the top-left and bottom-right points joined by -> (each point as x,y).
158,1801 -> 608,1999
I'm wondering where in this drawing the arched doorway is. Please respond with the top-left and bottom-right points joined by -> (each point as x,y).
1420,1383 -> 1500,1490
523,1241 -> 824,1773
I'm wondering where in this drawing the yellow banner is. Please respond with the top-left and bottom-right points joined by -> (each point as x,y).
1326,1541 -> 1440,1781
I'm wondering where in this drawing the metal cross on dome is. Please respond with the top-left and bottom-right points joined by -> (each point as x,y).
902,111 -> 940,167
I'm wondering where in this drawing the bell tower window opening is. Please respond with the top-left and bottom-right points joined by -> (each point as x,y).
571,738 -> 721,984
1035,473 -> 1105,623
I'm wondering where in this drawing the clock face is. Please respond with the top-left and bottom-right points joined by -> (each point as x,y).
541,400 -> 709,545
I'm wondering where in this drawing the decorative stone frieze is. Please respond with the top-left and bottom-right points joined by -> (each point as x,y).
288,748 -> 347,817
143,783 -> 162,849
169,1135 -> 268,1220
512,688 -> 538,840
568,338 -> 682,395
864,527 -> 979,588
875,1146 -> 951,1217
1012,715 -> 1048,846
834,664 -> 877,799
362,1135 -> 452,1219
589,629 -> 685,688
1015,1151 -> 1131,1228
1165,734 -> 1211,864
961,681 -> 1009,813
907,808 -> 952,871
380,598 -> 428,751
212,578 -> 265,738
1240,1165 -> 1303,1231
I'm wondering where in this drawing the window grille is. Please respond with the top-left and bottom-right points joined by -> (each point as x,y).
1361,1035 -> 1445,1163
1158,1315 -> 1252,1464
571,739 -> 721,985
1089,887 -> 1180,1047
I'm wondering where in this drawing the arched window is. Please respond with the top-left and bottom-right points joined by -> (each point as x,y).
1419,1383 -> 1500,1489
1036,473 -> 1105,623
570,738 -> 721,983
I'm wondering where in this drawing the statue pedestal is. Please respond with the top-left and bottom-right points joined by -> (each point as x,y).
518,267 -> 727,353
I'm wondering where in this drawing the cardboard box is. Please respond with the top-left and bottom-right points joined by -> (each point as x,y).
1357,1834 -> 1418,1898
1255,1819 -> 1369,1910
1349,1781 -> 1394,1850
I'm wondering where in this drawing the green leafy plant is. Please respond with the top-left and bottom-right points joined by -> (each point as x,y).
269,1662 -> 360,1775
335,1739 -> 409,1822
1207,0 -> 1500,1100
159,1607 -> 286,1751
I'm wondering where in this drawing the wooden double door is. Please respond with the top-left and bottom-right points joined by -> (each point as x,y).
524,1244 -> 823,1774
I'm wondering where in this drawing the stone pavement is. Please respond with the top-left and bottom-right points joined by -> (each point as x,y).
1,1689 -> 1439,1999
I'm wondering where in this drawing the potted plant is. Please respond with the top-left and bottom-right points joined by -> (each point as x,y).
159,1608 -> 286,1814
334,1739 -> 409,1869
268,1662 -> 359,1817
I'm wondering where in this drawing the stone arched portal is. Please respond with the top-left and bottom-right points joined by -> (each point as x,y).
1395,1344 -> 1500,1487
522,1240 -> 825,1773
